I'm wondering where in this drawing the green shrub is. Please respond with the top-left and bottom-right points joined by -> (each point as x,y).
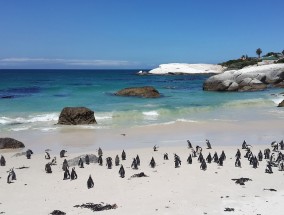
277,58 -> 284,64
219,58 -> 259,70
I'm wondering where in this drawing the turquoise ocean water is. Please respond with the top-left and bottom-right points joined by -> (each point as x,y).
0,69 -> 283,132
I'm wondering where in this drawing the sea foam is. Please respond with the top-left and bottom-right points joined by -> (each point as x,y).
0,113 -> 59,125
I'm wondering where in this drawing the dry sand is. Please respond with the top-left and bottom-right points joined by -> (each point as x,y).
0,120 -> 284,214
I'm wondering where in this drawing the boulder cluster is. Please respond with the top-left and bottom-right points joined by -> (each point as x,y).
203,64 -> 284,92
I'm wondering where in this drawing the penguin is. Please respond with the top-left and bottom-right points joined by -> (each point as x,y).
196,146 -> 202,154
206,139 -> 212,149
198,153 -> 204,163
121,150 -> 126,160
206,153 -> 212,163
235,157 -> 241,168
98,155 -> 103,166
242,140 -> 247,149
149,157 -> 156,168
136,155 -> 140,166
87,175 -> 94,189
235,149 -> 241,159
7,171 -> 12,184
26,149 -> 33,159
71,167 -> 78,180
63,167 -> 70,180
279,140 -> 284,150
278,161 -> 284,171
45,151 -> 50,160
187,140 -> 193,149
85,155 -> 90,165
271,141 -> 278,152
220,150 -> 226,161
264,148 -> 270,159
115,155 -> 120,166
218,157 -> 224,166
153,145 -> 158,152
62,159 -> 69,171
252,156 -> 259,169
106,157 -> 112,169
0,155 -> 6,166
51,157 -> 57,165
98,147 -> 103,157
213,152 -> 218,163
258,150 -> 263,161
45,163 -> 52,173
265,162 -> 273,174
200,160 -> 207,170
187,154 -> 192,164
119,165 -> 125,178
78,158 -> 84,168
60,150 -> 67,158
164,153 -> 169,160
131,158 -> 138,169
192,150 -> 197,158
11,168 -> 16,180
174,154 -> 181,168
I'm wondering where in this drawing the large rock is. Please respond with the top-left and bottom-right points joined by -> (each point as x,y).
0,138 -> 25,149
203,64 -> 284,91
278,100 -> 284,107
58,107 -> 97,125
115,86 -> 160,98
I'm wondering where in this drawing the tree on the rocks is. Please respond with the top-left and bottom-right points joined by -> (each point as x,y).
256,48 -> 262,58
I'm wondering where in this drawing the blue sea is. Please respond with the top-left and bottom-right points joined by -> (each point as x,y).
0,69 -> 283,132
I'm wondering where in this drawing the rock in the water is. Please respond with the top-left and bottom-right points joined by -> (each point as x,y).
203,64 -> 284,91
0,138 -> 25,149
58,107 -> 97,125
115,86 -> 160,98
278,100 -> 284,107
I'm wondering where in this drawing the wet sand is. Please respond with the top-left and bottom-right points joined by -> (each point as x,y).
1,119 -> 283,153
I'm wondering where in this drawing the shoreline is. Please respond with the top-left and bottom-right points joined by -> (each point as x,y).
1,119 -> 283,153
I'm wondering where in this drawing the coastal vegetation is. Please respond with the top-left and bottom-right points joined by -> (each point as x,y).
219,58 -> 259,70
219,49 -> 284,70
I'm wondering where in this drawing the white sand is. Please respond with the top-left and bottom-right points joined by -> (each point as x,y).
148,63 -> 225,74
1,142 -> 284,214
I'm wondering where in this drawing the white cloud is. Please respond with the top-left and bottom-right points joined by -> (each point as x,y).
0,57 -> 136,67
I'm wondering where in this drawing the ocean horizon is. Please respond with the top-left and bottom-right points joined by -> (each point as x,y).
1,69 -> 283,133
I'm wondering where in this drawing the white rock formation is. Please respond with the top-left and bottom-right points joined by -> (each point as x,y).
203,64 -> 284,91
148,63 -> 225,75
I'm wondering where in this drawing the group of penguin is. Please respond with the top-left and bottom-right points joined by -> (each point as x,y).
241,140 -> 284,174
1,139 -> 283,188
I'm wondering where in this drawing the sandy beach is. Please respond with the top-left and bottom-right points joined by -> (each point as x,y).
1,0 -> 284,214
1,120 -> 284,215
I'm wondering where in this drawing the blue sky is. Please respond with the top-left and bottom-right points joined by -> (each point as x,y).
0,0 -> 283,69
